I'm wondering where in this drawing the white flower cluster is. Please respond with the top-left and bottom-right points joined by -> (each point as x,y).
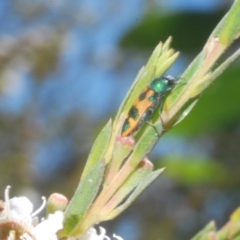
0,186 -> 123,240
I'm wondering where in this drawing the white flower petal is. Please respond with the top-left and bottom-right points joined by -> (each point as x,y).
9,197 -> 33,216
78,227 -> 123,240
32,211 -> 64,240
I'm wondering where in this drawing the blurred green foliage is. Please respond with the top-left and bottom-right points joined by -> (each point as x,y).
173,66 -> 240,135
120,10 -> 226,54
158,157 -> 230,187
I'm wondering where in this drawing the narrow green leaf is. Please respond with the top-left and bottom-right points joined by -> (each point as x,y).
191,221 -> 216,240
155,51 -> 179,77
104,137 -> 135,184
232,234 -> 240,240
102,160 -> 153,219
106,168 -> 164,220
165,51 -> 204,109
162,36 -> 173,51
231,207 -> 240,222
214,0 -> 240,44
145,41 -> 163,69
81,119 -> 112,180
60,160 -> 105,237
128,121 -> 163,167
185,46 -> 240,100
210,47 -> 240,83
169,98 -> 199,127
218,223 -> 240,240
217,207 -> 240,240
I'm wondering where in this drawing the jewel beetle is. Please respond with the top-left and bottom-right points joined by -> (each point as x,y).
121,75 -> 178,137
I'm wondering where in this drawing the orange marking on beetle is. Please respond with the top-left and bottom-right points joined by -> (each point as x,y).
121,88 -> 155,137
